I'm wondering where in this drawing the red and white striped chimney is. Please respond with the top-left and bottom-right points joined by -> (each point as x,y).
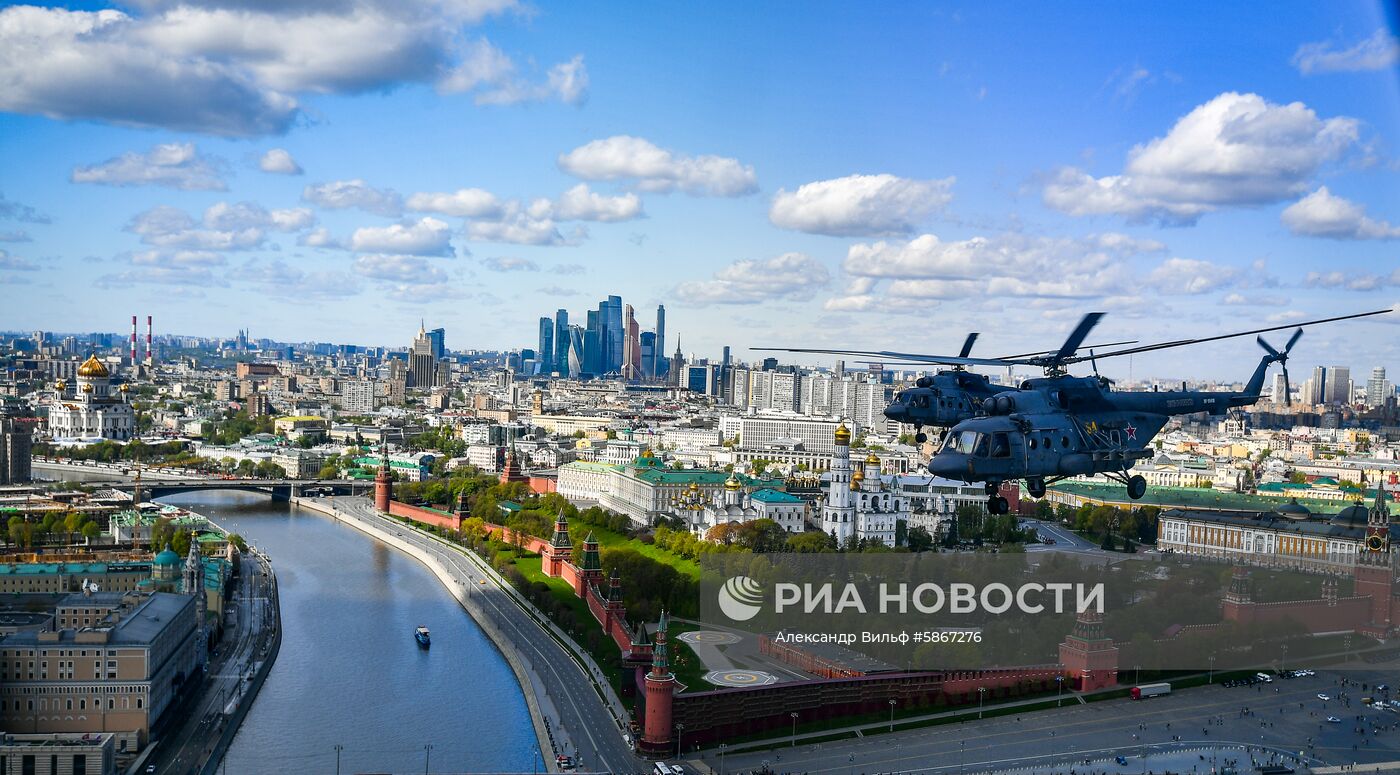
146,315 -> 153,366
130,315 -> 138,365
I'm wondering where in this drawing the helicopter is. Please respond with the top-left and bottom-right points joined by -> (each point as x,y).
754,330 -> 1137,443
763,308 -> 1391,515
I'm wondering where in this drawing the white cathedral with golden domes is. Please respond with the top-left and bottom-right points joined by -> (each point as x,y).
47,355 -> 135,441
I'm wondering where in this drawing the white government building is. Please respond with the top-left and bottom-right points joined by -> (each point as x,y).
47,355 -> 136,441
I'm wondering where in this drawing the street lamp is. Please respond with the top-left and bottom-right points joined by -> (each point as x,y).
889,698 -> 897,732
1281,644 -> 1289,675
1208,654 -> 1216,684
1056,675 -> 1065,707
791,711 -> 799,746
978,686 -> 987,719
719,743 -> 727,775
675,722 -> 685,759
334,744 -> 343,775
423,743 -> 433,775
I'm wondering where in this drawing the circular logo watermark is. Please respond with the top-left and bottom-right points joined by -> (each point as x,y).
718,575 -> 764,622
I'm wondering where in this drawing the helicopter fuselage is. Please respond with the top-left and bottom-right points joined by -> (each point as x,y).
925,354 -> 1277,507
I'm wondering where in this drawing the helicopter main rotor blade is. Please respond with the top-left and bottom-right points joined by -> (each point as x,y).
1051,312 -> 1106,366
995,339 -> 1137,360
959,333 -> 980,359
1063,309 -> 1392,365
749,346 -> 1020,367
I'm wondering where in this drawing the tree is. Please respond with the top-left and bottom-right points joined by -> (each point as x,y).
80,522 -> 101,542
906,525 -> 935,553
1288,471 -> 1307,484
227,533 -> 248,552
787,531 -> 836,553
171,528 -> 193,558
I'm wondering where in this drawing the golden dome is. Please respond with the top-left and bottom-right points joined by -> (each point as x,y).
77,355 -> 109,378
865,452 -> 879,465
834,422 -> 851,446
54,379 -> 66,391
852,467 -> 865,482
724,473 -> 742,491
688,482 -> 699,492
119,383 -> 130,393
641,448 -> 654,459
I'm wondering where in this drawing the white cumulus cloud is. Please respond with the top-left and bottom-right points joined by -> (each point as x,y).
1294,29 -> 1400,74
769,173 -> 954,236
259,148 -> 303,175
71,143 -> 228,191
1146,257 -> 1240,295
552,184 -> 642,222
406,188 -> 503,218
353,254 -> 449,284
1281,187 -> 1400,240
674,252 -> 830,305
349,217 -> 454,257
558,136 -> 757,197
303,179 -> 403,217
1043,92 -> 1359,224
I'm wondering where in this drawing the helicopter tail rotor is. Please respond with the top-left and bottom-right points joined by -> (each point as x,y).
1257,327 -> 1303,406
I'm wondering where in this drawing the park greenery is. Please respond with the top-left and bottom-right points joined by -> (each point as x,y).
6,511 -> 103,549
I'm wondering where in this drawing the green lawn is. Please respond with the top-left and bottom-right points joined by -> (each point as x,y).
569,519 -> 702,580
661,619 -> 716,693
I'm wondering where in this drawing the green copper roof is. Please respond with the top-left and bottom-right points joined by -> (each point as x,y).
750,488 -> 803,503
1047,481 -> 1373,513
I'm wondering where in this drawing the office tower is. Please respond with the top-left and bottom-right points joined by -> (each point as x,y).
584,310 -> 602,376
1367,367 -> 1391,408
604,295 -> 623,373
427,328 -> 446,360
1271,373 -> 1288,404
762,357 -> 779,371
567,326 -> 585,378
622,304 -> 641,380
1309,367 -> 1326,405
640,332 -> 656,379
0,410 -> 33,485
538,317 -> 554,375
654,304 -> 667,379
410,323 -> 439,389
554,309 -> 570,376
1325,366 -> 1351,405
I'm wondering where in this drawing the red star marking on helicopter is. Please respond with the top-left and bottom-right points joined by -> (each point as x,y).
1125,423 -> 1138,441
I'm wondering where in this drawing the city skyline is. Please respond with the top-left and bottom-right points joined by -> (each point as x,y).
1,3 -> 1398,378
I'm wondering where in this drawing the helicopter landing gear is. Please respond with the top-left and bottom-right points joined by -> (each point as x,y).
987,495 -> 1009,515
1127,474 -> 1147,500
915,431 -> 928,444
1027,477 -> 1046,499
984,481 -> 1001,496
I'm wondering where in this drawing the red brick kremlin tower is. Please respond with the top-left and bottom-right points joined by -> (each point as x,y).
499,447 -> 529,486
374,443 -> 392,512
1058,608 -> 1119,691
1356,486 -> 1395,638
640,610 -> 676,757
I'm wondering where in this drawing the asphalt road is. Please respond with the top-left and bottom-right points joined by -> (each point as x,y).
323,497 -> 647,774
150,548 -> 275,775
717,670 -> 1400,774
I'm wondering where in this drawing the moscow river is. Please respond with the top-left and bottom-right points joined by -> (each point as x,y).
152,491 -> 541,774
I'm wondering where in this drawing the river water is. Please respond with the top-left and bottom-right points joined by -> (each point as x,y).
146,491 -> 541,774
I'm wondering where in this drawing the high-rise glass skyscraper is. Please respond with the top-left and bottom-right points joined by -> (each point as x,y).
584,309 -> 601,376
604,295 -> 623,373
554,309 -> 569,375
654,304 -> 666,380
538,317 -> 554,375
640,331 -> 656,379
427,327 -> 446,360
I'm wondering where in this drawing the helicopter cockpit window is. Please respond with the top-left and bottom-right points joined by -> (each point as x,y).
950,430 -> 983,455
913,394 -> 929,408
990,432 -> 1010,458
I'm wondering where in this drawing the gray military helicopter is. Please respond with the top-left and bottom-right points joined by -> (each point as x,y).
755,330 -> 1136,443
766,309 -> 1390,515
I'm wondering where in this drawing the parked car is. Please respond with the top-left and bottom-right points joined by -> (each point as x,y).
1318,693 -> 1331,701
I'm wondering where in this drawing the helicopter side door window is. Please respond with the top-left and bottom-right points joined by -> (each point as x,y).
990,432 -> 1010,458
951,430 -> 983,455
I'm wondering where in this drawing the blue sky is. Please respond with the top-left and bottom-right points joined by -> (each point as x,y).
1,1 -> 1398,380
